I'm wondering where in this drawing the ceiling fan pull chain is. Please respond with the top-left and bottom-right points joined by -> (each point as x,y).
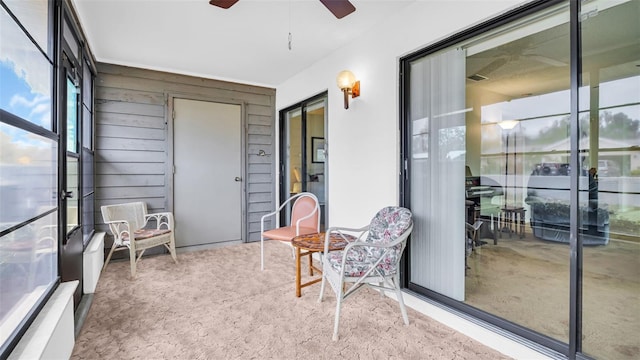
288,0 -> 293,50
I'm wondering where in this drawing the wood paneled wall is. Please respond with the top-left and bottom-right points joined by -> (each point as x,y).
95,63 -> 276,244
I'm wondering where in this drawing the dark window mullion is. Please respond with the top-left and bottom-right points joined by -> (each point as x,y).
568,0 -> 583,358
0,109 -> 58,141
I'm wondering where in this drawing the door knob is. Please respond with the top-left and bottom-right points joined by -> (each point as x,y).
234,177 -> 242,182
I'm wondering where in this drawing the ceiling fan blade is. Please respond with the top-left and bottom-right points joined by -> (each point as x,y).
319,0 -> 356,19
475,57 -> 508,77
525,55 -> 567,67
209,0 -> 239,9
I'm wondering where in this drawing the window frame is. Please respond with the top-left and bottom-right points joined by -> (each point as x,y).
0,1 -> 59,356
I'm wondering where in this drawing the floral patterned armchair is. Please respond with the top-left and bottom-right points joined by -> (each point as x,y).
318,206 -> 413,340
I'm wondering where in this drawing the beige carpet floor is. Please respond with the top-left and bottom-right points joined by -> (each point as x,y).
72,241 -> 510,360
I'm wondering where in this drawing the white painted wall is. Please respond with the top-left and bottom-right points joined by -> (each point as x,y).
276,0 -> 527,226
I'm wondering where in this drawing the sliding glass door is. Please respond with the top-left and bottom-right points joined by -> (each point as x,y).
401,0 -> 639,358
279,93 -> 328,229
579,1 -> 640,358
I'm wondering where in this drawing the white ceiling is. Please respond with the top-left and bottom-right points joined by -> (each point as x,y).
71,0 -> 416,88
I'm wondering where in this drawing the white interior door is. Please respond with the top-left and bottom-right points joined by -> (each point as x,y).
173,98 -> 242,248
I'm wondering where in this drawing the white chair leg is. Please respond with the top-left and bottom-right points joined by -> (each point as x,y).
318,272 -> 326,303
332,288 -> 344,341
168,235 -> 178,263
393,275 -> 409,325
102,241 -> 118,272
129,247 -> 137,278
260,236 -> 265,271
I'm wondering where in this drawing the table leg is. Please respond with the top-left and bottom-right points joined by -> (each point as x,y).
308,252 -> 313,276
509,211 -> 514,238
296,247 -> 301,297
492,215 -> 498,245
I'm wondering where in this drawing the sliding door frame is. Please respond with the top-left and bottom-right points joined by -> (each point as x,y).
399,0 -> 589,358
278,92 -> 328,224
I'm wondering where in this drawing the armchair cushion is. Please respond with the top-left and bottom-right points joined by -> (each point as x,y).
325,247 -> 398,277
121,228 -> 172,242
364,206 -> 412,264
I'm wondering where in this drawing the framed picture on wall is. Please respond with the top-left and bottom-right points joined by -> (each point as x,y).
312,137 -> 325,163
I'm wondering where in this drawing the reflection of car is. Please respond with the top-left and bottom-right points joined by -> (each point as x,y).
598,160 -> 620,177
532,162 -> 570,176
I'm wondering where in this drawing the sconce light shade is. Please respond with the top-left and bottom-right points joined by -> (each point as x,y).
336,70 -> 356,90
336,70 -> 360,109
498,120 -> 519,130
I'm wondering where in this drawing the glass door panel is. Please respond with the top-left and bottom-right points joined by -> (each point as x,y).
66,156 -> 79,232
280,94 -> 327,230
283,107 -> 302,224
407,2 -> 574,343
579,1 -> 640,359
60,59 -> 83,306
305,98 -> 327,227
65,76 -> 79,233
463,4 -> 572,342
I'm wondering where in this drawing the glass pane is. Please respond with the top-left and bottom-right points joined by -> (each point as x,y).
82,193 -> 94,246
306,99 -> 326,227
67,157 -> 79,234
82,106 -> 92,152
0,8 -> 52,130
580,1 -> 640,359
63,19 -> 79,60
0,211 -> 58,347
67,77 -> 78,153
284,108 -> 302,225
0,123 -> 57,231
462,3 -> 572,341
82,59 -> 93,111
3,0 -> 50,56
82,149 -> 94,197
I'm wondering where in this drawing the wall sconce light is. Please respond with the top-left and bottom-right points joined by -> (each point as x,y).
498,120 -> 519,130
336,70 -> 360,109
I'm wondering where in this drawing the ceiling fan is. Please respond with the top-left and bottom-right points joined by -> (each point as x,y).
469,39 -> 567,80
209,0 -> 356,19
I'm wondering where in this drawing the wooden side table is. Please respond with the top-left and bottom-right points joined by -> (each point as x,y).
499,206 -> 526,239
290,232 -> 355,297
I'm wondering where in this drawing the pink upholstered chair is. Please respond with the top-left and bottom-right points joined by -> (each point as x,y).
260,192 -> 320,270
